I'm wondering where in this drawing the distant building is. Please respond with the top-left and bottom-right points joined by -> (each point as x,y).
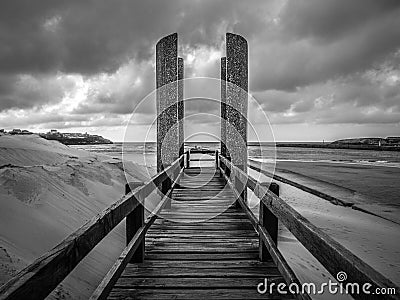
386,137 -> 400,144
40,130 -> 112,145
45,130 -> 63,138
9,129 -> 33,135
10,129 -> 22,135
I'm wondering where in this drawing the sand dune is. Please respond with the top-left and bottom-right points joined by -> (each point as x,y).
0,135 -> 150,299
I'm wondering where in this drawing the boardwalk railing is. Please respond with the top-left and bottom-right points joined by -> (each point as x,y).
0,154 -> 185,300
219,154 -> 399,300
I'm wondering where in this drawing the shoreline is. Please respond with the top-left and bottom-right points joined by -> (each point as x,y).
276,143 -> 400,151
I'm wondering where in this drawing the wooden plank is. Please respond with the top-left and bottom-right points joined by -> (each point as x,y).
189,158 -> 215,161
122,260 -> 276,268
162,207 -> 238,211
146,246 -> 259,252
145,247 -> 258,253
146,237 -> 257,243
146,231 -> 258,238
108,288 -> 294,299
114,277 -> 285,289
158,211 -> 248,215
144,252 -> 259,261
155,220 -> 252,226
156,214 -> 250,220
121,267 -> 281,278
145,241 -> 258,247
149,224 -> 254,230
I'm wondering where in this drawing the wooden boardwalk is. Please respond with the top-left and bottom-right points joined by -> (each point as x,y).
108,167 -> 289,299
2,152 -> 398,300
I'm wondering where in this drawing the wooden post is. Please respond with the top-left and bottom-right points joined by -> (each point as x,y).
226,156 -> 231,178
215,150 -> 219,169
125,182 -> 145,263
186,149 -> 190,168
164,176 -> 172,209
234,175 -> 245,208
259,182 -> 279,261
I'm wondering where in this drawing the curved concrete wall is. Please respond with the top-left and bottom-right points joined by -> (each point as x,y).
156,33 -> 179,171
225,33 -> 248,170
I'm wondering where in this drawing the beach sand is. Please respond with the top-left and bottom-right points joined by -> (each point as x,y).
276,160 -> 400,224
0,135 -> 151,299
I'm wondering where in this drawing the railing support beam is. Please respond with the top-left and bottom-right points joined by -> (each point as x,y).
234,175 -> 245,208
125,182 -> 145,263
161,175 -> 172,210
259,182 -> 279,262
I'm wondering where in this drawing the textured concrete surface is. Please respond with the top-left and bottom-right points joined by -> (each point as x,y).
220,57 -> 227,157
156,33 -> 179,172
178,57 -> 184,157
225,33 -> 248,170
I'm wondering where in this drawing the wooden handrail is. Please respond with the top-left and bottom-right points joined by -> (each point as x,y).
219,155 -> 399,300
219,158 -> 309,300
188,149 -> 215,154
90,168 -> 184,300
0,154 -> 185,300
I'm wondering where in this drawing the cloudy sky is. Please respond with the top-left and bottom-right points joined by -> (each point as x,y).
0,0 -> 399,142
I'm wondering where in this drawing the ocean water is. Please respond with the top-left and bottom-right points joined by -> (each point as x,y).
70,142 -> 400,168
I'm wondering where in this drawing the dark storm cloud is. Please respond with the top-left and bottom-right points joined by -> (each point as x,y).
257,74 -> 400,125
280,0 -> 400,41
0,0 -> 272,118
250,0 -> 400,91
0,73 -> 75,111
1,0 -> 400,129
0,0 -> 269,75
0,0 -> 188,75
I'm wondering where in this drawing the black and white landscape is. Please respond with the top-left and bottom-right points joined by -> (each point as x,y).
0,1 -> 399,299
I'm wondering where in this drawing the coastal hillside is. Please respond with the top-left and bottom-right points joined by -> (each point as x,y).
331,137 -> 400,146
0,135 -> 150,299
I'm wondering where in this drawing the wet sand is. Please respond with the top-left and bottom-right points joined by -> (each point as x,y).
276,160 -> 400,206
251,159 -> 400,224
